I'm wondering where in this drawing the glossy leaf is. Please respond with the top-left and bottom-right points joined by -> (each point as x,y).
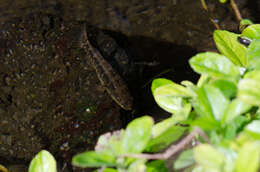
193,84 -> 229,121
72,151 -> 116,168
244,120 -> 260,139
221,98 -> 251,124
244,70 -> 260,80
152,78 -> 194,114
238,78 -> 260,105
122,116 -> 153,153
193,86 -> 214,119
197,74 -> 210,87
174,149 -> 194,170
224,116 -> 249,139
214,30 -> 247,66
145,125 -> 186,152
191,117 -> 220,130
218,147 -> 237,172
247,39 -> 260,69
146,160 -> 168,172
235,142 -> 260,172
193,144 -> 225,171
94,168 -> 118,172
211,79 -> 237,99
127,159 -> 146,172
151,116 -> 181,138
95,130 -> 124,156
241,24 -> 260,39
152,78 -> 193,97
189,52 -> 240,80
29,150 -> 57,172
204,84 -> 230,120
240,19 -> 253,26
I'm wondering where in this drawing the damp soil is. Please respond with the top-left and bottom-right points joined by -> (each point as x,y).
0,0 -> 258,171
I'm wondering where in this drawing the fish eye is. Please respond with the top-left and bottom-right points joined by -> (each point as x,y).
237,36 -> 252,46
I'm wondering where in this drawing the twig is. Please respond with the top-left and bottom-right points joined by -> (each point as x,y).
200,0 -> 208,10
200,0 -> 220,29
122,127 -> 209,160
230,0 -> 242,22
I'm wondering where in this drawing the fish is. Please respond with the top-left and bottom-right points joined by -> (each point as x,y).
79,24 -> 133,110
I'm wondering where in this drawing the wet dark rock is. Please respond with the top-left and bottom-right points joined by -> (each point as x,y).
0,13 -> 125,170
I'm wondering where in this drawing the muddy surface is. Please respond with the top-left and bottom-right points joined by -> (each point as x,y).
0,0 -> 257,171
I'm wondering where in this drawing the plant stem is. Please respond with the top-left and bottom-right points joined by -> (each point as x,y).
122,127 -> 209,160
200,0 -> 220,29
230,0 -> 242,22
200,0 -> 208,10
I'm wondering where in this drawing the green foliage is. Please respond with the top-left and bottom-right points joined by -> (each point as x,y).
28,19 -> 260,172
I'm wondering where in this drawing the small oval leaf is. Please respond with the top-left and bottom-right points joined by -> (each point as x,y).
194,144 -> 225,170
241,24 -> 260,39
238,78 -> 260,106
152,78 -> 193,114
214,30 -> 247,66
244,120 -> 260,139
29,150 -> 57,172
235,142 -> 260,172
122,116 -> 153,153
247,39 -> 260,69
189,52 -> 240,79
72,151 -> 116,168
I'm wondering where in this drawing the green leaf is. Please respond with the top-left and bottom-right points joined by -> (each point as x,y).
193,86 -> 214,119
221,98 -> 251,124
240,19 -> 253,27
95,130 -> 124,156
224,116 -> 249,140
214,30 -> 247,66
211,79 -> 237,99
247,39 -> 260,69
29,150 -> 57,172
193,84 -> 229,121
194,144 -> 225,171
152,78 -> 194,114
244,120 -> 260,139
219,0 -> 227,3
127,159 -> 147,172
191,166 -> 204,172
152,78 -> 193,97
235,142 -> 260,172
239,19 -> 253,32
238,78 -> 260,106
146,160 -> 168,172
218,148 -> 237,172
122,116 -> 153,153
72,151 -> 116,168
189,52 -> 240,80
151,116 -> 181,138
94,168 -> 118,172
197,74 -> 210,87
241,24 -> 260,39
174,149 -> 195,170
204,84 -> 230,120
244,70 -> 260,80
145,125 -> 186,152
191,117 -> 220,130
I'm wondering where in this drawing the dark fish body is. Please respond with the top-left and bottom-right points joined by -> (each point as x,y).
79,24 -> 133,110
